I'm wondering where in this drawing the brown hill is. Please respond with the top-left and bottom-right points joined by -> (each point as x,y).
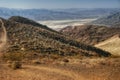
8,16 -> 57,33
95,35 -> 120,56
60,25 -> 120,45
0,17 -> 111,57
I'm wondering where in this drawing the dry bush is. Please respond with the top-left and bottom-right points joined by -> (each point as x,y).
50,54 -> 60,60
32,60 -> 41,64
2,53 -> 24,62
8,61 -> 22,70
1,53 -> 23,69
63,59 -> 69,63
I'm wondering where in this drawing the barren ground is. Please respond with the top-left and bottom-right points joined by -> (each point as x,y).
95,35 -> 120,56
0,58 -> 120,80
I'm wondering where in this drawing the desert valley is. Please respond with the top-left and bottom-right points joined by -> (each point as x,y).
0,1 -> 120,80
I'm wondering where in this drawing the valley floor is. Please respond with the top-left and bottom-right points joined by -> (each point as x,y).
38,18 -> 97,30
0,58 -> 120,80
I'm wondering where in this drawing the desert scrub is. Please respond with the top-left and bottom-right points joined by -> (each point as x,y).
8,61 -> 22,70
32,60 -> 41,64
63,59 -> 69,63
2,53 -> 24,61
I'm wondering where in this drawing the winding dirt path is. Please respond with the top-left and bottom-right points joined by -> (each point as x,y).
0,19 -> 7,52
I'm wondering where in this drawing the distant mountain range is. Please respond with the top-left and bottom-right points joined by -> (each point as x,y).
90,12 -> 120,27
0,7 -> 120,21
0,16 -> 110,57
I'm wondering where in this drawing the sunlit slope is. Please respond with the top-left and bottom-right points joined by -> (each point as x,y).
95,35 -> 120,56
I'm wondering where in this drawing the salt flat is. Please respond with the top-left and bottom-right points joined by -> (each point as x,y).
38,18 -> 97,31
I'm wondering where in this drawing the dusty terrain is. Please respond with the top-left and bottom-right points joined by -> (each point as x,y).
95,35 -> 120,56
0,58 -> 120,80
0,16 -> 120,80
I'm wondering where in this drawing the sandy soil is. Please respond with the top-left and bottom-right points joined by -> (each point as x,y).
95,35 -> 120,56
0,58 -> 120,80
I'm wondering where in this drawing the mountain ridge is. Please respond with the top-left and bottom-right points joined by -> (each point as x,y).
90,12 -> 120,27
0,16 -> 111,57
60,25 -> 120,45
0,7 -> 120,21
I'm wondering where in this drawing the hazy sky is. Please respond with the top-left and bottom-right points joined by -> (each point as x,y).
0,0 -> 120,9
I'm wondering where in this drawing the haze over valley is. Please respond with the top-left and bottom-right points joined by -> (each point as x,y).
0,7 -> 119,30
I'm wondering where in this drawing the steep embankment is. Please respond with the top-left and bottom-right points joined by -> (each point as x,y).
0,16 -> 111,57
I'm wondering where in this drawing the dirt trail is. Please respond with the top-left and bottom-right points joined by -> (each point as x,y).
0,19 -> 7,52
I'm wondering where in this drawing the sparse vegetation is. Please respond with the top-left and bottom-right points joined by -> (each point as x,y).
63,59 -> 69,63
32,60 -> 41,64
60,25 -> 120,45
0,57 -> 120,80
2,53 -> 24,61
0,16 -> 119,80
0,17 -> 111,57
10,61 -> 22,70
1,53 -> 23,70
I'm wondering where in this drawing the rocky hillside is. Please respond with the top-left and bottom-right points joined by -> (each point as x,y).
60,25 -> 120,45
8,16 -> 57,33
90,12 -> 120,27
0,17 -> 111,57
